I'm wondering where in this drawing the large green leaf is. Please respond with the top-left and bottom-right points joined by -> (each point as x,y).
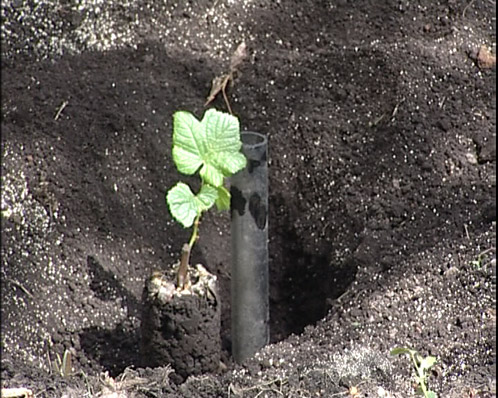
172,109 -> 247,187
172,111 -> 205,175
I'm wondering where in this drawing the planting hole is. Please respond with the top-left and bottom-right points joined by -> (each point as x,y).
269,227 -> 357,341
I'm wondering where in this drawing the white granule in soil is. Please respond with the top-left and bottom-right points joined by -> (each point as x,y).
1,0 -> 256,61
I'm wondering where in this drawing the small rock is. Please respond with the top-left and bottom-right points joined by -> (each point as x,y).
477,45 -> 496,69
445,266 -> 460,277
466,152 -> 478,165
477,140 -> 496,163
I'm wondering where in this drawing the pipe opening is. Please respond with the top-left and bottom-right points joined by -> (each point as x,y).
241,131 -> 267,148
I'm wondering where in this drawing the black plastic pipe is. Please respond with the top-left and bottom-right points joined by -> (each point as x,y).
230,131 -> 269,363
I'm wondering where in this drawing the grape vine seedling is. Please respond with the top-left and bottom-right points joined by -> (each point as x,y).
166,108 -> 247,289
390,347 -> 438,398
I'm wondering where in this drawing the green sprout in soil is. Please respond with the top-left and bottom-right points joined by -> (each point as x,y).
166,108 -> 247,289
470,247 -> 495,269
48,348 -> 73,378
390,347 -> 438,398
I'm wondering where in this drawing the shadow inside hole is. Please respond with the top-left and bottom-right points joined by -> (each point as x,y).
87,255 -> 140,317
79,324 -> 141,377
270,230 -> 357,342
80,255 -> 142,376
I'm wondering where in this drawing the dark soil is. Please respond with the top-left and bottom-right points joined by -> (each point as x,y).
1,1 -> 496,397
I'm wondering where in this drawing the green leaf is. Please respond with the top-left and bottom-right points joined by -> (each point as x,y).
196,184 -> 218,211
166,183 -> 219,228
202,109 -> 247,176
215,185 -> 231,211
166,182 -> 199,228
200,162 -> 225,187
427,391 -> 437,398
172,109 -> 247,187
172,111 -> 205,175
420,356 -> 437,371
390,347 -> 413,356
215,152 -> 248,176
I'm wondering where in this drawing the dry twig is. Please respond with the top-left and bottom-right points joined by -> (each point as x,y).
54,101 -> 68,121
205,42 -> 247,114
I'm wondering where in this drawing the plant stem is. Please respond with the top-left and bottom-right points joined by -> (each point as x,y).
418,375 -> 430,398
222,78 -> 234,115
420,383 -> 429,398
177,214 -> 202,290
189,213 -> 201,249
411,352 -> 429,398
177,243 -> 191,289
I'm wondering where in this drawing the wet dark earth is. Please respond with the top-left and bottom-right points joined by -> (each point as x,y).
1,1 -> 496,397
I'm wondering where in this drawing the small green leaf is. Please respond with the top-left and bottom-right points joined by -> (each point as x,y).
196,184 -> 218,211
215,186 -> 231,210
166,182 -> 199,228
420,356 -> 437,371
390,347 -> 413,356
427,391 -> 437,398
167,183 -> 219,228
171,109 -> 246,187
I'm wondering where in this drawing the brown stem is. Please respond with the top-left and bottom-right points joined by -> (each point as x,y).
222,76 -> 234,115
177,243 -> 191,289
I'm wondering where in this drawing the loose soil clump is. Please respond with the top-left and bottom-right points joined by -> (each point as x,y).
141,263 -> 221,384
